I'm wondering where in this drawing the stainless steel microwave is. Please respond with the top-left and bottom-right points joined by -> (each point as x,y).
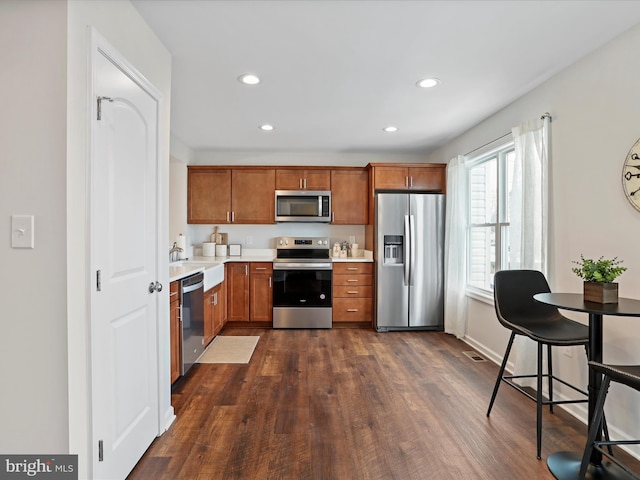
275,190 -> 331,222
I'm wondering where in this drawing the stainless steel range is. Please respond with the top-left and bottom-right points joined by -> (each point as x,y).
272,236 -> 332,329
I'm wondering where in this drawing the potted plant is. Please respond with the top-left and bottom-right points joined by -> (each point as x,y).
571,255 -> 627,304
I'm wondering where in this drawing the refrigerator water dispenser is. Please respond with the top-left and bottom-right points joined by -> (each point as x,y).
383,235 -> 403,264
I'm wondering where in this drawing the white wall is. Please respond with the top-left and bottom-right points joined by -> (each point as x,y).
193,150 -> 427,166
427,22 -> 640,447
66,1 -> 172,478
169,134 -> 193,248
0,0 -> 69,453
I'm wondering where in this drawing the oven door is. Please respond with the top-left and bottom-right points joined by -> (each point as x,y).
273,262 -> 332,307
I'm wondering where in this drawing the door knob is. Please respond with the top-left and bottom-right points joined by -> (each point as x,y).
148,281 -> 163,293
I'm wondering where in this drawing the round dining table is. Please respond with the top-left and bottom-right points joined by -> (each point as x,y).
534,293 -> 640,480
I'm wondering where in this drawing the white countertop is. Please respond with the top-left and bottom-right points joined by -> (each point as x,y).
170,248 -> 373,283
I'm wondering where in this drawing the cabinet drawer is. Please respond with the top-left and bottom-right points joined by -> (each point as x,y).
333,285 -> 372,298
250,262 -> 273,274
333,263 -> 373,275
333,274 -> 373,286
333,298 -> 372,322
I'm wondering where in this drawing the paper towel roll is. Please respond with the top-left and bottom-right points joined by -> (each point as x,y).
177,234 -> 187,259
202,242 -> 216,257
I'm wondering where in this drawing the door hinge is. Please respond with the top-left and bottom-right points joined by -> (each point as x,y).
98,440 -> 104,462
97,96 -> 113,121
96,270 -> 101,292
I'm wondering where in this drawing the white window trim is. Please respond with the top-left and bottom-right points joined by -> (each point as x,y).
465,137 -> 514,301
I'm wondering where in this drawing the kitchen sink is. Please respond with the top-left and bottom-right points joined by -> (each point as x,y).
169,261 -> 224,290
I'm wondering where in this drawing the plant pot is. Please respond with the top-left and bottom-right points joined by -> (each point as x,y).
584,281 -> 618,304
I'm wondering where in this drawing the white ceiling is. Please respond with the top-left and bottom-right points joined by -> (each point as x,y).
132,0 -> 640,154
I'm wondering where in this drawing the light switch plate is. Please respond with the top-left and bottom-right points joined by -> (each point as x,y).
12,215 -> 34,248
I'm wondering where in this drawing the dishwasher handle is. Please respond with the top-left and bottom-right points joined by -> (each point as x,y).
182,281 -> 203,294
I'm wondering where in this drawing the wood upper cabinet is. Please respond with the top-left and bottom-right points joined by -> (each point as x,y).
170,281 -> 181,384
227,262 -> 249,321
370,163 -> 446,192
275,168 -> 330,190
249,263 -> 273,322
188,167 -> 275,224
331,168 -> 368,225
188,168 -> 231,224
231,169 -> 275,223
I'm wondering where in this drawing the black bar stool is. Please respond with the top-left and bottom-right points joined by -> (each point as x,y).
487,270 -> 590,459
579,361 -> 640,479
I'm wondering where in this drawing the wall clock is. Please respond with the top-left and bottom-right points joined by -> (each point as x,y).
623,137 -> 640,212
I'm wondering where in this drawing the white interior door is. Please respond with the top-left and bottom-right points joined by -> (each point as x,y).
91,48 -> 160,480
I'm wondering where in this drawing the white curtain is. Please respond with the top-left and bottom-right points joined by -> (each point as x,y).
444,155 -> 468,338
509,116 -> 550,384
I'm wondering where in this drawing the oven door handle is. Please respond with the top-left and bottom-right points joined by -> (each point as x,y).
273,262 -> 333,270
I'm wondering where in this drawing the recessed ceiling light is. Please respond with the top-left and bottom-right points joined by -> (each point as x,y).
416,77 -> 440,88
260,124 -> 274,131
383,126 -> 398,133
238,74 -> 260,85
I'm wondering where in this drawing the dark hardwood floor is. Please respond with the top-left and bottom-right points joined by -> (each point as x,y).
128,328 -> 638,479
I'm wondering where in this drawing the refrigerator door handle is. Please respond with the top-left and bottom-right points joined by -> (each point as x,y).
403,214 -> 410,286
409,214 -> 416,286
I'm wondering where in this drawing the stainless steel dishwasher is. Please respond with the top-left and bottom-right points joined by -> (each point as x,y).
180,272 -> 204,375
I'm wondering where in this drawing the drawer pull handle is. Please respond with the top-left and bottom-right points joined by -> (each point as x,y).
347,291 -> 359,294
255,267 -> 267,270
347,309 -> 359,312
347,279 -> 358,283
170,292 -> 178,297
347,267 -> 358,271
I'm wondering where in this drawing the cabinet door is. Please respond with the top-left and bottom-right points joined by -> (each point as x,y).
231,169 -> 275,223
227,262 -> 249,321
303,169 -> 331,190
204,289 -> 214,346
212,283 -> 223,336
188,168 -> 231,223
408,166 -> 446,191
276,169 -> 330,190
250,263 -> 273,322
275,169 -> 305,190
170,281 -> 181,384
373,166 -> 408,190
331,169 -> 368,224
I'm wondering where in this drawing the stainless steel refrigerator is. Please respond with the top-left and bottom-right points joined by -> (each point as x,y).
375,193 -> 445,331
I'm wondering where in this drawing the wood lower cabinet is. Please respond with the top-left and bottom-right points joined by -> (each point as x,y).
227,262 -> 249,321
332,262 -> 373,324
276,168 -> 330,190
227,262 -> 272,322
170,281 -> 181,384
205,281 -> 226,346
249,263 -> 273,322
331,168 -> 368,225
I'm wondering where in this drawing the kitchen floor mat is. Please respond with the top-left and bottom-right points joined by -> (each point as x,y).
197,336 -> 260,364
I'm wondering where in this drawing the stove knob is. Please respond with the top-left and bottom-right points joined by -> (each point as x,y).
285,240 -> 289,245
279,239 -> 283,245
323,240 -> 328,245
317,240 -> 322,245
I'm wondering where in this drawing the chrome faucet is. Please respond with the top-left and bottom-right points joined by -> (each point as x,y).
169,242 -> 183,262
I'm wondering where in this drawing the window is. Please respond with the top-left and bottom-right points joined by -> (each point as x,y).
467,142 -> 515,293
